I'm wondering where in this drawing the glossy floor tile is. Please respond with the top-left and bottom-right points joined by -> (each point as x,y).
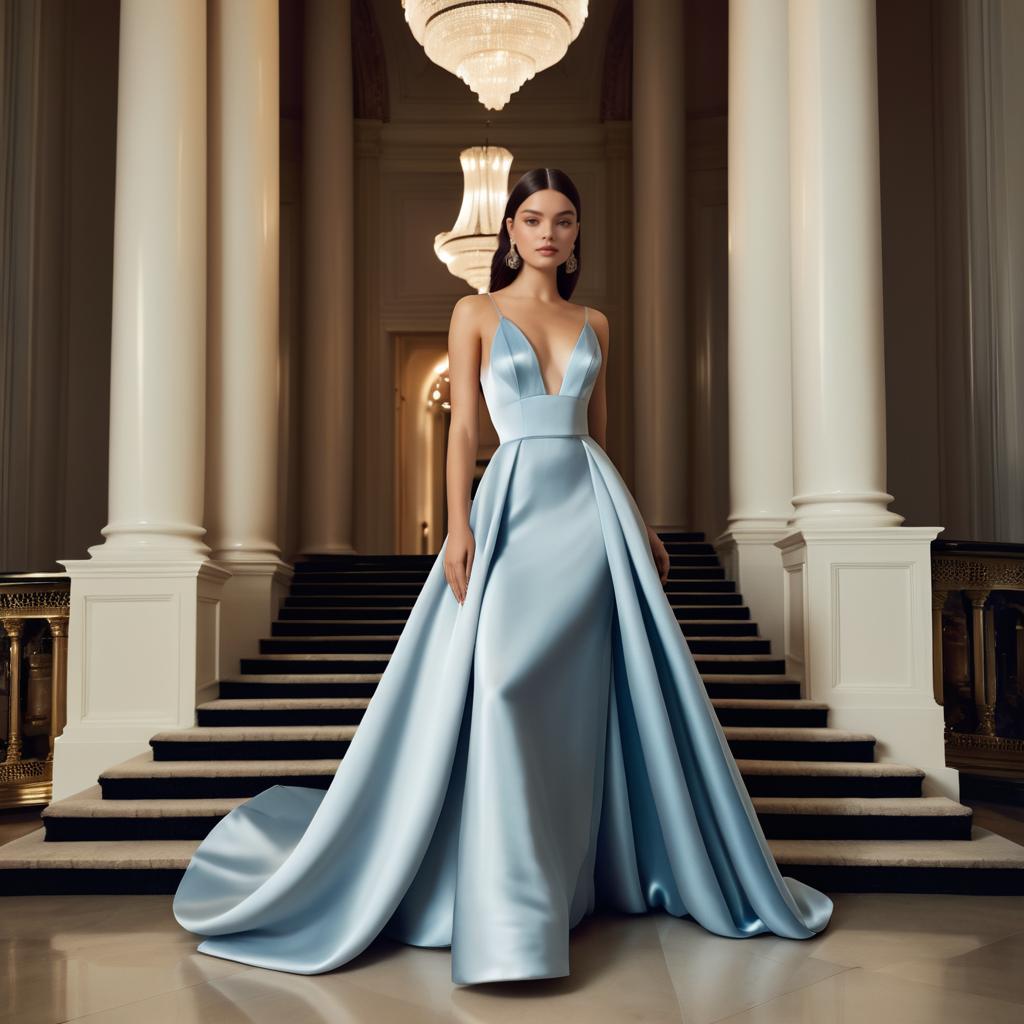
0,892 -> 1021,1023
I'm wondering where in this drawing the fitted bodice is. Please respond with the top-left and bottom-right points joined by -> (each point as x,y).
480,298 -> 602,445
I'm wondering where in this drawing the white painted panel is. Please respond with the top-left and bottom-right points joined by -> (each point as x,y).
833,562 -> 914,690
82,593 -> 179,720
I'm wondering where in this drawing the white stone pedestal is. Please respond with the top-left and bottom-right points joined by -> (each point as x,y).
716,525 -> 790,657
52,558 -> 228,800
777,527 -> 958,799
212,557 -> 293,703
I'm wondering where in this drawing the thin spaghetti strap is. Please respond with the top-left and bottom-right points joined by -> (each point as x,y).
583,305 -> 589,326
486,291 -> 502,317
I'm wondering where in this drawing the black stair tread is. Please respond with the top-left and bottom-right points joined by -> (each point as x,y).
688,654 -> 783,663
273,619 -> 410,625
100,752 -> 340,778
709,698 -> 828,710
736,758 -> 923,777
223,673 -> 383,682
247,653 -> 390,661
263,634 -> 403,641
700,674 -> 802,684
751,796 -> 972,817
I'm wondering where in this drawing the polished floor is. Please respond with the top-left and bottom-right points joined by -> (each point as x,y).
3,800 -> 1024,1023
1,886 -> 1023,1022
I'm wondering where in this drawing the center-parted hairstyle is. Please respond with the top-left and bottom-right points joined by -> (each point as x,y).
488,168 -> 582,299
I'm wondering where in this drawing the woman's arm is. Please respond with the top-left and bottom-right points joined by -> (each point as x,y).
587,309 -> 670,585
443,295 -> 483,604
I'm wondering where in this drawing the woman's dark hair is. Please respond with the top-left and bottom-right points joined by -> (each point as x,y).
488,168 -> 582,299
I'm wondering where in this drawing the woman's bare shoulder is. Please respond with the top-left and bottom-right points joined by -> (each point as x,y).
581,304 -> 609,330
449,294 -> 492,332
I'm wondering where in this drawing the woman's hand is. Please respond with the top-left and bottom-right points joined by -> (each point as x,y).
646,525 -> 670,585
444,525 -> 476,604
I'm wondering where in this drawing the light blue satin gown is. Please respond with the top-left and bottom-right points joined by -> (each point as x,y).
173,293 -> 833,985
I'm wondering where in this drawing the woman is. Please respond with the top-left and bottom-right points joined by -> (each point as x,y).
173,168 -> 833,986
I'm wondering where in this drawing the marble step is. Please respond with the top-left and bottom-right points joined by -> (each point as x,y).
4,825 -> 1022,896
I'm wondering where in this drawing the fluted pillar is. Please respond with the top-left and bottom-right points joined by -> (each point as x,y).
778,0 -> 952,797
207,0 -> 293,679
55,0 -> 227,799
301,0 -> 355,554
716,0 -> 793,653
632,0 -> 687,528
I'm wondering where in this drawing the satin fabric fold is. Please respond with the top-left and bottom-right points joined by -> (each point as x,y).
173,302 -> 832,983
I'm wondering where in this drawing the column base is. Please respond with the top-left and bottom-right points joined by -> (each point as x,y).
52,555 -> 229,801
715,521 -> 792,656
211,554 -> 294,691
776,526 -> 959,800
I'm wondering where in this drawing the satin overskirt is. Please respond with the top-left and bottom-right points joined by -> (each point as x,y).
172,436 -> 833,984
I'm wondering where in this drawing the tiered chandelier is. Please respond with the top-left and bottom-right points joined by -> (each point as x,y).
434,144 -> 514,292
402,1 -> 589,111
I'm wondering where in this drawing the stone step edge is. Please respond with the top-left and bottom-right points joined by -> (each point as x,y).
98,752 -> 923,782
195,697 -> 825,712
43,785 -> 246,818
43,788 -> 969,820
752,796 -> 971,816
4,827 -> 1023,872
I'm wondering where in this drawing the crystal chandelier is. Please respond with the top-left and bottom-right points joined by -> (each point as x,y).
402,1 -> 589,111
434,144 -> 514,292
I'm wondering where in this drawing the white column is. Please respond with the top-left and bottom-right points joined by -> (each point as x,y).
300,0 -> 355,554
632,0 -> 688,528
207,0 -> 292,685
788,0 -> 900,530
780,0 -> 954,797
716,0 -> 793,655
55,0 -> 227,800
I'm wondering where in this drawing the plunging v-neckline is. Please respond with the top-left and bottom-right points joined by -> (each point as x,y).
494,314 -> 589,398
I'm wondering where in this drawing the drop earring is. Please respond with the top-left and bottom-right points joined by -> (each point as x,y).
565,245 -> 578,274
505,239 -> 521,270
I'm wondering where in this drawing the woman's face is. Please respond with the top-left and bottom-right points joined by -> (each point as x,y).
506,189 -> 579,270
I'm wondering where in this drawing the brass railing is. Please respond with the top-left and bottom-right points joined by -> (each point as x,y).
932,540 -> 1024,778
0,573 -> 70,809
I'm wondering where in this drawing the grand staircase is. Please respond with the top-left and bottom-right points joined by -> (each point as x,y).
3,531 -> 1024,895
